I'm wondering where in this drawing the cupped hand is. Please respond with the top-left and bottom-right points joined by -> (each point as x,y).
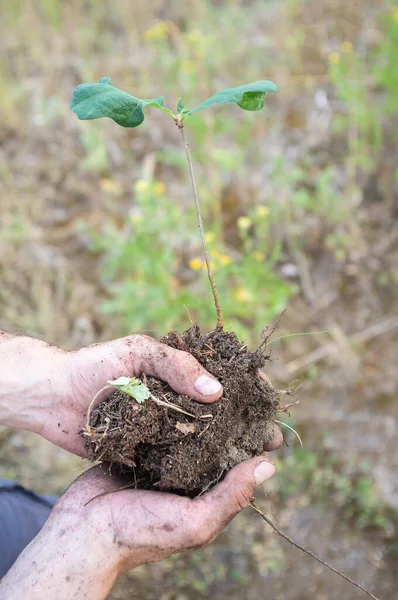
63,456 -> 276,570
0,331 -> 282,456
1,456 -> 276,599
42,334 -> 225,454
39,334 -> 283,456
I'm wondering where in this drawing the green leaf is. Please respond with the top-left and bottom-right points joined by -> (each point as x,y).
188,80 -> 278,115
108,376 -> 151,403
124,381 -> 151,404
177,97 -> 184,113
70,77 -> 171,127
108,376 -> 132,386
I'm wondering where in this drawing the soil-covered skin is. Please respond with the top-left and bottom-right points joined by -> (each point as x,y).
85,326 -> 279,494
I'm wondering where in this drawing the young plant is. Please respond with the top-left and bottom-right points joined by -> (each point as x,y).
84,376 -> 212,437
70,77 -> 278,331
70,79 -> 380,600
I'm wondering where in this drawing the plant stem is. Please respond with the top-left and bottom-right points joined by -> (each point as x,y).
84,384 -> 114,433
149,393 -> 213,420
177,121 -> 224,329
250,502 -> 380,600
84,483 -> 137,507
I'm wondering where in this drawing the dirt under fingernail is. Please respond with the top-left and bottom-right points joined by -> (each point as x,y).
84,325 -> 279,496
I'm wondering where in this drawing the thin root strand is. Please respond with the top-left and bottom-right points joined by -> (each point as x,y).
250,502 -> 380,600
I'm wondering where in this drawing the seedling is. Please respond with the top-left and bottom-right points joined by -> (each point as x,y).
70,77 -> 278,330
70,79 -> 379,600
84,376 -> 212,436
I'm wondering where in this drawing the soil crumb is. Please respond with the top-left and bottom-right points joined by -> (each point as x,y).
85,326 -> 279,495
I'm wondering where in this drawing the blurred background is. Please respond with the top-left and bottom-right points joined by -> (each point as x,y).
0,0 -> 397,598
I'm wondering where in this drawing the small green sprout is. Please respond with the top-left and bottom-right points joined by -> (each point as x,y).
84,376 -> 213,435
107,376 -> 150,404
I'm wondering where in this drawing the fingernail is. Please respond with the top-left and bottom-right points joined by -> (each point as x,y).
254,461 -> 275,485
194,374 -> 222,396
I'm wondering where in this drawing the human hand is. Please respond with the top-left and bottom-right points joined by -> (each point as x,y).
0,332 -> 282,455
0,332 -> 221,453
0,457 -> 276,600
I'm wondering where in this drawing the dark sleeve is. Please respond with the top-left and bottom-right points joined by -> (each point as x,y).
0,480 -> 57,578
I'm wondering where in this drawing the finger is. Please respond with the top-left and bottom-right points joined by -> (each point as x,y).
263,424 -> 283,451
192,456 -> 275,544
112,335 -> 223,403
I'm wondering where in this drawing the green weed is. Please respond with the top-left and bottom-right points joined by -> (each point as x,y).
274,447 -> 397,533
83,178 -> 293,340
329,43 -> 382,174
375,4 -> 398,114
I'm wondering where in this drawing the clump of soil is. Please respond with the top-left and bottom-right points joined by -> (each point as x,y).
85,326 -> 279,495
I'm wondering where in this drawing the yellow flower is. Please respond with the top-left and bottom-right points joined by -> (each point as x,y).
153,181 -> 165,195
341,41 -> 353,53
100,179 -> 123,194
391,7 -> 398,20
210,248 -> 220,259
329,52 -> 340,65
219,254 -> 232,266
237,216 -> 252,230
135,179 -> 150,194
235,287 -> 253,303
252,251 -> 265,262
143,21 -> 169,42
205,232 -> 215,244
256,206 -> 270,218
189,258 -> 203,271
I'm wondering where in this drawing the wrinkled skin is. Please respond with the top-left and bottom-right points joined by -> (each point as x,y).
0,457 -> 276,599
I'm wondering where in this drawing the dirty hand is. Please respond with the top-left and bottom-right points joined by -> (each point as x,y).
0,331 -> 282,455
0,458 -> 276,600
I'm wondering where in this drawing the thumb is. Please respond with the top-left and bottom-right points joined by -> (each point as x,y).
197,456 -> 275,534
73,334 -> 223,404
113,334 -> 223,403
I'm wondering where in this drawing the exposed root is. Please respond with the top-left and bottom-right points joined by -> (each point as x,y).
84,482 -> 138,507
250,502 -> 380,600
150,393 -> 213,420
257,309 -> 287,354
277,400 -> 300,413
85,384 -> 114,433
198,325 -> 223,349
274,419 -> 303,447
